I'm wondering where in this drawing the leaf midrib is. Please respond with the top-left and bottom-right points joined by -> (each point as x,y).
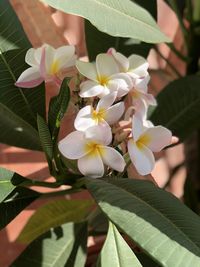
96,180 -> 200,254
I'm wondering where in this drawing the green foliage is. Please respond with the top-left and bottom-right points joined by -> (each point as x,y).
48,78 -> 70,142
150,75 -> 200,141
0,0 -> 45,150
85,0 -> 157,61
85,177 -> 200,267
37,114 -> 53,166
96,222 -> 142,267
43,0 -> 170,43
11,222 -> 88,267
17,199 -> 93,244
0,186 -> 39,230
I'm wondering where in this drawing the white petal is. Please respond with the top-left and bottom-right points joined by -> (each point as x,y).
101,146 -> 125,172
74,106 -> 95,131
78,153 -> 104,178
15,67 -> 43,88
128,140 -> 155,175
134,75 -> 150,93
79,80 -> 104,98
111,73 -> 133,97
131,114 -> 146,141
25,48 -> 38,67
45,45 -> 55,73
55,45 -> 76,68
142,93 -> 157,106
144,126 -> 172,152
132,98 -> 148,121
34,47 -> 43,64
105,102 -> 125,125
97,92 -> 117,110
128,54 -> 149,77
96,53 -> 119,77
58,131 -> 87,159
85,125 -> 112,145
110,49 -> 129,72
76,60 -> 97,81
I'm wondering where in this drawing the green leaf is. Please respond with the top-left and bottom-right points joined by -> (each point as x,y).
150,75 -> 200,141
96,222 -> 142,267
0,1 -> 45,150
48,78 -> 70,142
85,0 -> 157,61
17,199 -> 93,244
85,177 -> 200,267
0,186 -> 40,230
0,167 -> 30,202
37,114 -> 53,163
43,0 -> 170,43
11,222 -> 88,267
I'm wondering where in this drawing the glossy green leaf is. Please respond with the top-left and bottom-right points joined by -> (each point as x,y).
0,167 -> 30,202
0,1 -> 45,150
85,0 -> 157,61
11,222 -> 88,267
48,78 -> 70,142
0,186 -> 40,230
37,114 -> 53,162
96,222 -> 142,267
150,75 -> 200,141
18,199 -> 93,243
85,177 -> 200,267
43,0 -> 170,43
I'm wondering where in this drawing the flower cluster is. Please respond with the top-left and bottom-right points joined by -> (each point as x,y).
16,44 -> 172,178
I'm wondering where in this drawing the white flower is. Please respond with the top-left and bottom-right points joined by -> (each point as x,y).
107,48 -> 149,79
74,92 -> 125,131
15,44 -> 76,88
130,75 -> 157,118
58,125 -> 126,178
76,53 -> 132,98
127,114 -> 172,175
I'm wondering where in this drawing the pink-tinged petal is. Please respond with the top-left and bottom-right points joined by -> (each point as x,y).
128,140 -> 155,175
131,114 -> 146,141
132,98 -> 148,121
15,67 -> 43,88
144,126 -> 172,152
105,102 -> 125,125
107,47 -> 116,55
55,45 -> 76,68
76,60 -> 97,81
74,106 -> 95,131
97,92 -> 117,110
58,131 -> 87,159
142,93 -> 157,106
79,80 -> 104,98
101,146 -> 125,172
78,153 -> 104,178
85,125 -> 112,145
25,48 -> 38,67
128,54 -> 149,77
52,75 -> 62,87
96,53 -> 119,77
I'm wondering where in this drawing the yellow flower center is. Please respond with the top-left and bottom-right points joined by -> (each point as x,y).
136,134 -> 151,150
97,75 -> 110,86
92,108 -> 106,123
85,142 -> 104,157
50,59 -> 60,75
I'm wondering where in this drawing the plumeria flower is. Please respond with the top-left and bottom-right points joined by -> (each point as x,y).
129,76 -> 157,118
76,53 -> 132,98
15,44 -> 76,88
58,125 -> 125,178
127,114 -> 172,175
107,48 -> 149,79
74,92 -> 125,131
